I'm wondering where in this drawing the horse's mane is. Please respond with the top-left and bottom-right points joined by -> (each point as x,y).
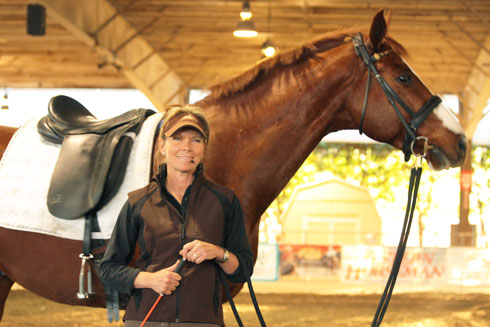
205,27 -> 408,99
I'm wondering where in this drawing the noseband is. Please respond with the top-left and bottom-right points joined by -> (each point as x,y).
352,33 -> 441,161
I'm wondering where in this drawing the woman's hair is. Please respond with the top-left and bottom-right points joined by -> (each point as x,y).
158,104 -> 210,142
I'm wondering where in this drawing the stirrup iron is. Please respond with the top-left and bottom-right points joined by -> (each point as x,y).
77,253 -> 95,299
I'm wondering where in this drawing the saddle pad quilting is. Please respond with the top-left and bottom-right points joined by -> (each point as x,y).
0,113 -> 162,240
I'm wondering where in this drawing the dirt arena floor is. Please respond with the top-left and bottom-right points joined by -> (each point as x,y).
2,287 -> 490,327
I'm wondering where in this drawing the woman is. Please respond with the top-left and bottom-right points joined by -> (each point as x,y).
100,105 -> 254,327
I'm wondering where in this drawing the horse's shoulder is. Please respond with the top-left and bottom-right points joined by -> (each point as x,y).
127,182 -> 159,206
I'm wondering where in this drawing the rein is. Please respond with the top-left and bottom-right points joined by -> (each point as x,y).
352,33 -> 441,162
372,159 -> 423,327
351,34 -> 432,326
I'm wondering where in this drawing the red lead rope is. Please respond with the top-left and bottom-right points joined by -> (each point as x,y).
139,259 -> 186,327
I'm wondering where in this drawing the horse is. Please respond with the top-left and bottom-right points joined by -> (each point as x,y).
0,10 -> 466,321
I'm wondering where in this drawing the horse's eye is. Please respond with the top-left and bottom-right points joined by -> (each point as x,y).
397,74 -> 412,84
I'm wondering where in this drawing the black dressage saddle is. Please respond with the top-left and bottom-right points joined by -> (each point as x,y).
37,95 -> 155,219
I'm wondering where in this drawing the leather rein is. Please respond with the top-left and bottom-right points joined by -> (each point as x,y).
352,33 -> 441,162
352,34 -> 431,327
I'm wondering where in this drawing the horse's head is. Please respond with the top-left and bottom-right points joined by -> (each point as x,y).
344,10 -> 466,170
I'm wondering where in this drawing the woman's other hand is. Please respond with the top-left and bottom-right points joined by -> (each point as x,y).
134,259 -> 182,295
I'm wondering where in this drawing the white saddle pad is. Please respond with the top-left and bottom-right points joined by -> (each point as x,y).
0,112 -> 162,240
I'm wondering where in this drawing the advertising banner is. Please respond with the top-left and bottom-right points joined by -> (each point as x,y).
279,244 -> 341,278
341,246 -> 446,284
445,247 -> 490,286
340,246 -> 490,286
251,243 -> 279,281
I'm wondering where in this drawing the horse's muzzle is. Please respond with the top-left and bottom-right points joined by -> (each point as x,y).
429,134 -> 466,170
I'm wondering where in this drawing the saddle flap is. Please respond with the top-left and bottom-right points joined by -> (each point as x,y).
48,133 -> 109,219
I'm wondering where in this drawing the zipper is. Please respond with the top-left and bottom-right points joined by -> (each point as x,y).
181,224 -> 186,243
175,203 -> 189,322
165,201 -> 186,246
161,180 -> 191,322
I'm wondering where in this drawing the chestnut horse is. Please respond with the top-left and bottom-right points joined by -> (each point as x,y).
0,10 -> 465,321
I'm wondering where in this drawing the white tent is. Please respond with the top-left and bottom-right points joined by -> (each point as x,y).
280,178 -> 382,246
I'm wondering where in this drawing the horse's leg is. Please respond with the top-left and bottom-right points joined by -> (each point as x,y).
0,272 -> 14,321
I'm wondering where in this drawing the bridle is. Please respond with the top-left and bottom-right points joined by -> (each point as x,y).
352,33 -> 432,327
352,33 -> 441,162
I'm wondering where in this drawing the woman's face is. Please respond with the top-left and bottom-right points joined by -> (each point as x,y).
159,128 -> 205,175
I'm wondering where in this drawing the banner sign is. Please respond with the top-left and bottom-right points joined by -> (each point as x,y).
251,243 -> 279,281
340,245 -> 490,286
445,247 -> 490,286
341,246 -> 446,284
279,244 -> 341,278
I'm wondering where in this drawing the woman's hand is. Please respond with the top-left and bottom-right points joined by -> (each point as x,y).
180,240 -> 239,274
179,240 -> 222,264
134,260 -> 182,295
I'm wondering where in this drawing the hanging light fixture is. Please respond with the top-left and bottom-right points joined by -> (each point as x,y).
233,0 -> 257,38
261,0 -> 276,57
234,20 -> 258,38
239,1 -> 252,21
1,88 -> 8,110
262,39 -> 276,57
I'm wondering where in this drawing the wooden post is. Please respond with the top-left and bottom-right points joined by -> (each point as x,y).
451,99 -> 476,247
453,139 -> 475,246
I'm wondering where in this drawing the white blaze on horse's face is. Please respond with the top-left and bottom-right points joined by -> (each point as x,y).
402,59 -> 464,136
433,102 -> 465,135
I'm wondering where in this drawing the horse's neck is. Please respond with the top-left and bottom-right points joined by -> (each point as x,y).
202,50 -> 358,222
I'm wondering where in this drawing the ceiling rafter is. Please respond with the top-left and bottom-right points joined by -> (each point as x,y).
37,0 -> 185,109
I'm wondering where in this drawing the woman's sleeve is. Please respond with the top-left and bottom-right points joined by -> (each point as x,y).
223,195 -> 254,283
100,200 -> 142,295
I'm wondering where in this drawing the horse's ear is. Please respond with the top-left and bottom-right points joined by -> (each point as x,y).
385,9 -> 392,27
369,9 -> 387,52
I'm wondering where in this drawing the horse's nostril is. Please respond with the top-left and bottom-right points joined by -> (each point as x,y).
459,134 -> 467,153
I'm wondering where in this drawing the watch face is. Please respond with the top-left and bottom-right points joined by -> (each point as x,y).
217,249 -> 229,263
216,249 -> 226,263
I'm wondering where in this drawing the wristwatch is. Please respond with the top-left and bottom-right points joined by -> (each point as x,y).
216,248 -> 230,263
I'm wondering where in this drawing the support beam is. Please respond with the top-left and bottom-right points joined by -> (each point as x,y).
465,77 -> 490,137
37,0 -> 185,111
461,31 -> 490,138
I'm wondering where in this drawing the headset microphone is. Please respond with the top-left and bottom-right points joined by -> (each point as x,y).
190,159 -> 195,163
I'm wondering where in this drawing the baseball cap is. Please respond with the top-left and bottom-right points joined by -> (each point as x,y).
163,113 -> 207,139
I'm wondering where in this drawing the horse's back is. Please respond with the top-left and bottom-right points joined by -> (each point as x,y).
0,126 -> 16,160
